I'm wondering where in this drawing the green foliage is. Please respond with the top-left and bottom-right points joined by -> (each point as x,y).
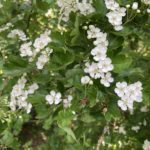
0,0 -> 150,150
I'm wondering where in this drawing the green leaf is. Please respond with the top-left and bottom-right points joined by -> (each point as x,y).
43,116 -> 53,130
80,113 -> 96,123
112,26 -> 133,37
58,126 -> 77,142
112,55 -> 132,73
108,35 -> 124,50
93,0 -> 107,16
57,110 -> 73,127
48,50 -> 75,71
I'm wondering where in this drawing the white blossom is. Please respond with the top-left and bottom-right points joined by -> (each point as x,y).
33,30 -> 51,52
8,29 -> 27,41
20,42 -> 33,57
141,0 -> 150,5
104,0 -> 126,31
118,126 -> 126,135
27,83 -> 39,94
147,8 -> 150,13
83,25 -> 114,87
0,22 -> 13,33
131,126 -> 140,132
63,95 -> 73,108
9,76 -> 38,113
100,72 -> 114,87
115,81 -> 143,111
84,62 -> 103,79
143,140 -> 150,150
36,48 -> 53,70
143,119 -> 147,126
141,106 -> 149,112
132,2 -> 138,10
76,0 -> 95,15
57,0 -> 95,22
81,76 -> 93,85
45,90 -> 62,105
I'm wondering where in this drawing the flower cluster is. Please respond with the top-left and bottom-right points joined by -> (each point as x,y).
82,25 -> 114,87
143,140 -> 150,150
8,29 -> 27,41
9,75 -> 39,113
63,95 -> 73,108
45,91 -> 73,108
33,30 -> 51,53
57,0 -> 95,22
115,81 -> 143,111
20,42 -> 32,57
0,22 -> 13,33
104,0 -> 126,31
76,0 -> 95,16
18,30 -> 52,69
36,48 -> 53,70
131,125 -> 140,132
142,0 -> 150,5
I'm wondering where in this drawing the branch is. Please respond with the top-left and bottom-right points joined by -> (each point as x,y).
96,124 -> 109,150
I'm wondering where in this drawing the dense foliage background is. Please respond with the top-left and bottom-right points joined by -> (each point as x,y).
0,0 -> 150,149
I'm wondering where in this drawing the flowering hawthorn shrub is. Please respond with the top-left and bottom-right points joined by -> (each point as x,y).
0,0 -> 150,149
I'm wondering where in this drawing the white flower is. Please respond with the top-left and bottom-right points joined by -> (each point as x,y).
104,0 -> 126,31
132,2 -> 138,10
36,53 -> 49,70
104,0 -> 119,11
114,82 -> 127,97
33,30 -> 51,52
45,90 -> 62,105
126,4 -> 130,8
76,0 -> 95,15
106,11 -> 122,26
81,76 -> 93,85
143,140 -> 150,150
147,8 -> 150,13
9,76 -> 38,114
131,126 -> 140,132
115,81 -> 143,111
84,62 -> 103,79
100,72 -> 114,87
57,0 -> 95,22
141,0 -> 150,5
0,22 -> 13,33
143,119 -> 147,126
83,25 -> 114,87
0,3 -> 3,8
63,95 -> 73,108
87,25 -> 101,39
20,42 -> 33,57
118,99 -> 133,111
91,46 -> 107,61
98,58 -> 114,73
118,126 -> 126,135
140,106 -> 149,112
27,83 -> 39,94
8,29 -> 27,41
114,25 -> 123,31
25,103 -> 32,114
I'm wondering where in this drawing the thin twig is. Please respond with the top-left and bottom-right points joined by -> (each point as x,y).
96,124 -> 109,150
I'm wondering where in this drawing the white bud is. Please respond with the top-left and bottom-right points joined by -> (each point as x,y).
137,9 -> 141,13
147,8 -> 150,13
126,4 -> 130,8
132,2 -> 138,10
